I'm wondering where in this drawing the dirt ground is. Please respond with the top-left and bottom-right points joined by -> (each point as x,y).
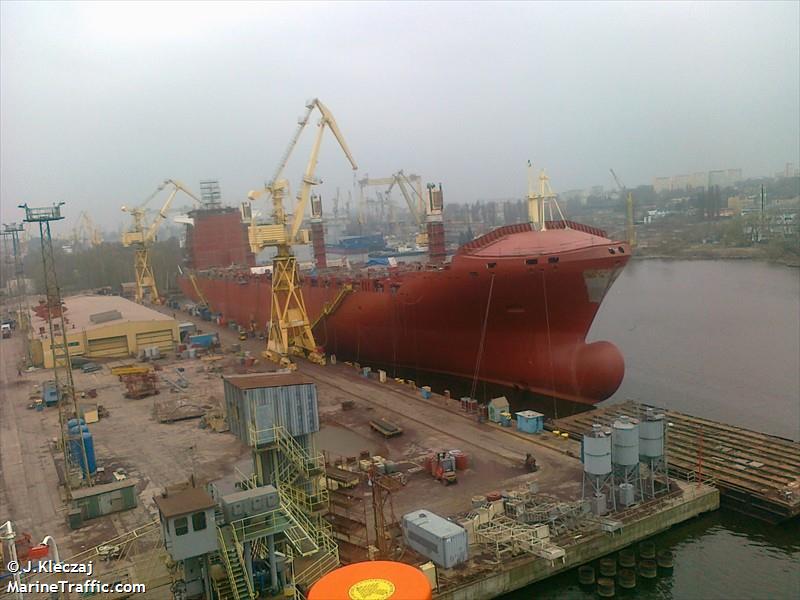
1,298 -> 586,562
0,330 -> 249,558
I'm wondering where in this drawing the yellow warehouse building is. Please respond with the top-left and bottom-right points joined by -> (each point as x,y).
29,294 -> 178,368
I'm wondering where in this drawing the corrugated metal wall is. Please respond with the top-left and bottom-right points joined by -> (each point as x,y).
224,381 -> 319,446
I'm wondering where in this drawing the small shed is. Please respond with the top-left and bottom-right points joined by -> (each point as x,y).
516,410 -> 545,433
154,487 -> 217,562
70,479 -> 138,525
488,396 -> 510,423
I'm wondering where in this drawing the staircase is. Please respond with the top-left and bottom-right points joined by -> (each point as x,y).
311,284 -> 353,328
216,524 -> 255,600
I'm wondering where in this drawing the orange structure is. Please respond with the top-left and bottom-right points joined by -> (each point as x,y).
308,561 -> 432,600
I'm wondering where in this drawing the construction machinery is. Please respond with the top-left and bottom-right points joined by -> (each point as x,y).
359,172 -> 426,239
610,168 -> 636,247
72,210 -> 103,249
430,451 -> 458,485
121,180 -> 201,304
247,98 -> 357,368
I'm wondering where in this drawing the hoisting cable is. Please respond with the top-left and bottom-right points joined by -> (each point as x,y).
471,274 -> 495,402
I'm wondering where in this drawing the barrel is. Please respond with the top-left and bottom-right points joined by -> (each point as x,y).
598,557 -> 616,577
657,550 -> 674,569
639,541 -> 656,560
618,568 -> 636,589
454,452 -> 469,471
308,560 -> 432,600
471,496 -> 485,508
639,559 -> 657,579
618,548 -> 636,568
69,431 -> 96,475
596,577 -> 615,598
578,565 -> 595,585
423,454 -> 433,473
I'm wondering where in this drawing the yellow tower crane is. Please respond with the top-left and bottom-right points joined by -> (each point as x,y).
121,180 -> 201,304
610,168 -> 636,247
248,98 -> 357,368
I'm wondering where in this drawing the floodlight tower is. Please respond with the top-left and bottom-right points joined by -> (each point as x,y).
20,202 -> 93,495
1,223 -> 33,365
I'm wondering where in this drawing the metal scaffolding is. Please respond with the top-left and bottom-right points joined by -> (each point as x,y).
1,222 -> 33,364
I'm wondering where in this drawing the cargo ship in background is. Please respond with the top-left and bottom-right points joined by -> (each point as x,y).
177,188 -> 631,405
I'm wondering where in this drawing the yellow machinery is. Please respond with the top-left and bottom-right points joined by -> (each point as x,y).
610,168 -> 636,247
359,172 -> 425,237
248,99 -> 357,368
121,180 -> 200,304
72,210 -> 103,249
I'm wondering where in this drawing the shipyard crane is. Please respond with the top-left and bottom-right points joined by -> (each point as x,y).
610,168 -> 636,247
385,170 -> 429,245
121,180 -> 201,304
247,98 -> 357,368
72,211 -> 103,249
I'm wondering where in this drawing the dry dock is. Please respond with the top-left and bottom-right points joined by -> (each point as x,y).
550,400 -> 800,522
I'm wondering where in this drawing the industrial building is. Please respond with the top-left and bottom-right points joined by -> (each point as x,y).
29,294 -> 179,368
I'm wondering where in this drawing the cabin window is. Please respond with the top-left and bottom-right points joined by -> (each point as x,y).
525,258 -> 538,265
548,257 -> 559,264
608,248 -> 616,254
486,262 -> 497,269
618,246 -> 625,253
192,511 -> 207,531
469,271 -> 479,277
174,517 -> 189,536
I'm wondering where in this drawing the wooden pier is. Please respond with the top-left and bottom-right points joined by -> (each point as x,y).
549,401 -> 800,523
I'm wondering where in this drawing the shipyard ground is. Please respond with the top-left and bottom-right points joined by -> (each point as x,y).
0,303 -> 727,599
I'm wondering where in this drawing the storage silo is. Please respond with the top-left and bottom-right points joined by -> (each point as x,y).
612,415 -> 642,505
581,424 -> 615,515
639,408 -> 669,498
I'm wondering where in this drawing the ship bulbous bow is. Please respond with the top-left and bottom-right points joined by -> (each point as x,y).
572,340 -> 625,402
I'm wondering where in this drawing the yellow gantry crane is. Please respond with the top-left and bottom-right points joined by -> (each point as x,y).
247,98 -> 357,368
610,168 -> 636,247
121,180 -> 201,304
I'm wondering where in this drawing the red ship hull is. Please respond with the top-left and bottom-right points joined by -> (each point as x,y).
178,217 -> 630,404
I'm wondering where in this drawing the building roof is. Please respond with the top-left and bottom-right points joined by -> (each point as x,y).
403,510 -> 465,538
224,372 -> 313,390
154,487 -> 216,519
489,396 -> 509,408
29,294 -> 174,339
516,410 -> 544,419
70,478 -> 138,500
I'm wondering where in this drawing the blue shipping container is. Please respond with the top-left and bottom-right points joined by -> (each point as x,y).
189,333 -> 218,348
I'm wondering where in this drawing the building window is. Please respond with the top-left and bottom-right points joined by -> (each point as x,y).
174,517 -> 189,536
192,511 -> 207,531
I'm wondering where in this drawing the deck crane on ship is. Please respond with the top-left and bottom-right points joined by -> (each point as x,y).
121,179 -> 201,304
247,98 -> 357,368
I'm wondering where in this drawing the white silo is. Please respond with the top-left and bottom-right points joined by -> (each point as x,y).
582,424 -> 616,515
612,415 -> 642,506
640,408 -> 669,498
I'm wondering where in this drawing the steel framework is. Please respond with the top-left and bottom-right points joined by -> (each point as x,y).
20,202 -> 93,495
1,223 -> 33,364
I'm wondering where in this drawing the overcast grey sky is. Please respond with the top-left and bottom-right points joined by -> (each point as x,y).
1,0 -> 798,231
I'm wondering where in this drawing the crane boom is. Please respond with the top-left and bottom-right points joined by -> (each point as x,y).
291,99 -> 358,242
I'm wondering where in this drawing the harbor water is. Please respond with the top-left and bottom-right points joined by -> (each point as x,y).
507,259 -> 800,599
